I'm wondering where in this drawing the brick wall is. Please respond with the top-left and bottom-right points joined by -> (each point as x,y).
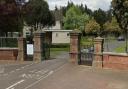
0,48 -> 18,60
103,52 -> 128,70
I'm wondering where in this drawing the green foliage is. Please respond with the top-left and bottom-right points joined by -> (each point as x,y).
103,17 -> 122,33
81,37 -> 94,45
85,18 -> 101,35
24,0 -> 55,30
61,2 -> 93,17
112,0 -> 128,30
51,44 -> 69,48
114,44 -> 127,53
63,5 -> 90,31
93,9 -> 108,27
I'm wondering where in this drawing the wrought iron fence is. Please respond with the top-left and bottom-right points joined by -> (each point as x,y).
0,37 -> 18,48
103,35 -> 126,53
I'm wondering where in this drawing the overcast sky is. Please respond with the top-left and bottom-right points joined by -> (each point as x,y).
46,0 -> 112,11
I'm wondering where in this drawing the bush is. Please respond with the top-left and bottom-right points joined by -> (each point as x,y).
51,44 -> 69,48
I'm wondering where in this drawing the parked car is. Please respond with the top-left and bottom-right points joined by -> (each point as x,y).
117,36 -> 125,41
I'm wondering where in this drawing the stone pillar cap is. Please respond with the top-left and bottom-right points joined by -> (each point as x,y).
94,36 -> 104,40
94,36 -> 104,42
34,30 -> 45,34
95,36 -> 103,39
70,29 -> 81,34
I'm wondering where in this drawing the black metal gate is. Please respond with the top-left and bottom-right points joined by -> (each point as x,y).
79,45 -> 94,66
42,42 -> 51,60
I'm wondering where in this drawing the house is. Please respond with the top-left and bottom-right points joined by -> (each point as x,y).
44,30 -> 72,44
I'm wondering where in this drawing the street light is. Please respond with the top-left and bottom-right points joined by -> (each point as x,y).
15,0 -> 26,37
124,12 -> 128,53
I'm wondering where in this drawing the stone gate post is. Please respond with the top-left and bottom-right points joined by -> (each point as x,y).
69,30 -> 81,64
33,31 -> 45,62
93,37 -> 104,68
17,37 -> 27,61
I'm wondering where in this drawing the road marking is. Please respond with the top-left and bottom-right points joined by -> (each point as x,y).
3,74 -> 8,76
6,79 -> 25,89
0,66 -> 4,73
38,71 -> 53,80
16,69 -> 20,71
21,74 -> 28,78
21,63 -> 33,69
10,71 -> 15,74
20,70 -> 49,79
35,69 -> 48,74
29,70 -> 37,73
24,71 -> 54,89
21,67 -> 25,69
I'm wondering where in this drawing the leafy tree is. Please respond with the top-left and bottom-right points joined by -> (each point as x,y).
112,0 -> 128,52
55,5 -> 58,11
0,0 -> 23,36
84,5 -> 93,16
63,5 -> 89,31
24,0 -> 55,30
85,18 -> 101,36
112,0 -> 128,30
93,9 -> 108,27
103,17 -> 122,35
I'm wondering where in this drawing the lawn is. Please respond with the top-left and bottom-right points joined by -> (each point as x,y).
81,36 -> 94,46
50,47 -> 69,58
114,44 -> 127,53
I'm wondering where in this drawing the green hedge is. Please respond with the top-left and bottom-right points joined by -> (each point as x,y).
51,44 -> 69,48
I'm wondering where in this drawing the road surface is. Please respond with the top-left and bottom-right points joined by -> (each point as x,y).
0,52 -> 69,89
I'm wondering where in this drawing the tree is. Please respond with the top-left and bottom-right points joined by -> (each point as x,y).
103,17 -> 122,36
0,0 -> 23,36
85,18 -> 101,36
84,5 -> 93,16
24,0 -> 55,30
112,0 -> 128,30
93,9 -> 108,27
63,5 -> 89,31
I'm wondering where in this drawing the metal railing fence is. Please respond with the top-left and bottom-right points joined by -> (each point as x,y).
0,37 -> 18,48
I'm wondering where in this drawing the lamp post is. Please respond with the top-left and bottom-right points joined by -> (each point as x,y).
124,12 -> 128,53
15,0 -> 26,37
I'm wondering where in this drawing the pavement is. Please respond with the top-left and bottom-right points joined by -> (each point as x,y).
28,64 -> 128,89
0,52 -> 128,89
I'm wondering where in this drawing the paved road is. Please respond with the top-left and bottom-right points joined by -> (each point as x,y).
0,52 -> 69,89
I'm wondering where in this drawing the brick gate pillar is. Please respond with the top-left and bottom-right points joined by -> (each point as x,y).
93,37 -> 104,68
69,30 -> 81,64
17,37 -> 27,61
33,32 -> 45,62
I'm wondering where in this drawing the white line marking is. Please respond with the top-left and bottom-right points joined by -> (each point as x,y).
11,88 -> 15,89
24,71 -> 53,89
38,71 -> 53,80
0,66 -> 4,73
6,80 -> 25,89
10,71 -> 15,73
29,70 -> 37,73
21,67 -> 25,69
16,69 -> 20,71
35,70 -> 48,74
3,74 -> 8,76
